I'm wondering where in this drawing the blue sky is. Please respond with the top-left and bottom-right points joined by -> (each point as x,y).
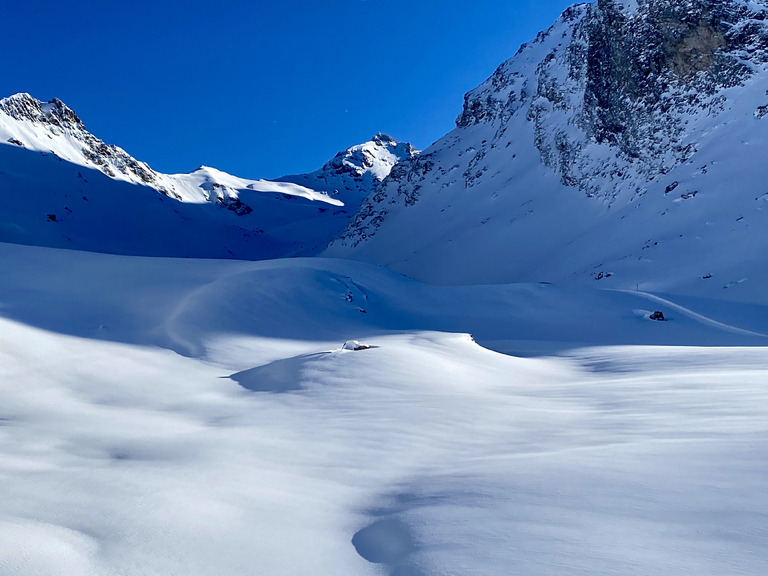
1,0 -> 577,179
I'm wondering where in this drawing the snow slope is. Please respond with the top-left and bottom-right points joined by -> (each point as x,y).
328,0 -> 768,304
1,241 -> 767,575
0,94 -> 412,258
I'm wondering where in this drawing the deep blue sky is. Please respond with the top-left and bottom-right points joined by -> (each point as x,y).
2,0 -> 577,179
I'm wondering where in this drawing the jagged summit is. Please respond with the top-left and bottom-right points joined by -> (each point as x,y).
328,0 -> 768,302
0,92 -> 169,193
371,132 -> 398,146
324,134 -> 416,181
0,93 -> 84,128
278,133 -> 416,203
0,93 -> 412,210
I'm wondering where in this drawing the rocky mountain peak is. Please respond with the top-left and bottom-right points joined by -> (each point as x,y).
325,134 -> 417,180
0,93 -> 171,193
0,93 -> 84,129
371,132 -> 397,146
277,134 -> 417,209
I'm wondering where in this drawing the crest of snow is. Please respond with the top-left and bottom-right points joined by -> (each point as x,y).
0,94 -> 375,260
170,166 -> 343,206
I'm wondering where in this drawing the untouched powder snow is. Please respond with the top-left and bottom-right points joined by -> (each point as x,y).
0,241 -> 767,576
170,165 -> 343,206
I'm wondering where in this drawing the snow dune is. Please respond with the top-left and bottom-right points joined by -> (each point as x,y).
1,242 -> 767,575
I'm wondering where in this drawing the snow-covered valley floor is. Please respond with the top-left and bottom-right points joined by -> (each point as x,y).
1,242 -> 767,575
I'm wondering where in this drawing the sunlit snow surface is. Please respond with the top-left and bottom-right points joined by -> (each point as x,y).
1,242 -> 767,576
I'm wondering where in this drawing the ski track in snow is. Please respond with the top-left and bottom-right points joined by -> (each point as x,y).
625,290 -> 768,338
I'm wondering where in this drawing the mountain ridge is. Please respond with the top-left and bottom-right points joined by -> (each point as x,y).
0,93 -> 414,259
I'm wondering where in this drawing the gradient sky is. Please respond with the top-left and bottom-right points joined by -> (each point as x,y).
1,0 -> 578,179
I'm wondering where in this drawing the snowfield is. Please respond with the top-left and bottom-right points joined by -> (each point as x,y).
1,242 -> 766,576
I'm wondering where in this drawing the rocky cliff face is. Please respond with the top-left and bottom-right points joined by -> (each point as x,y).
456,0 -> 766,196
328,0 -> 768,301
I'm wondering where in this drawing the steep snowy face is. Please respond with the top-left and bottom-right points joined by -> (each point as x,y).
0,93 -> 171,193
279,133 -> 416,208
329,0 -> 768,301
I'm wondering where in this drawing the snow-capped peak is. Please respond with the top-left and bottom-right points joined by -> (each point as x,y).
0,93 -> 399,261
291,133 -> 416,184
338,133 -> 417,181
0,94 -> 347,208
277,133 -> 417,212
0,93 -> 83,128
0,93 -> 169,193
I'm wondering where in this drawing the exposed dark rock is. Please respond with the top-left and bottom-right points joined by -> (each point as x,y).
665,181 -> 679,193
453,0 -> 763,199
219,197 -> 253,216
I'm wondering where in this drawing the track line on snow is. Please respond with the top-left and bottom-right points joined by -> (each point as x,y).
622,290 -> 768,338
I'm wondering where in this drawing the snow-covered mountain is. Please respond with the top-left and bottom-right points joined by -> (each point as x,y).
279,133 -> 416,205
328,0 -> 768,303
0,93 -> 413,258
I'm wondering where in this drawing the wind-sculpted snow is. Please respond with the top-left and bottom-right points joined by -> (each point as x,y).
329,0 -> 768,302
1,242 -> 768,575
